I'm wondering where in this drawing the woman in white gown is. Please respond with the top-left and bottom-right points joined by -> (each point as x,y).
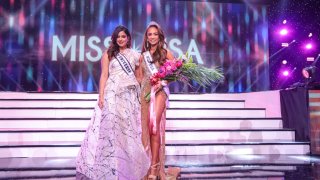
76,25 -> 150,180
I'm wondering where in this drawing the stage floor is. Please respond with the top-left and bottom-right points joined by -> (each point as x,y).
1,154 -> 320,179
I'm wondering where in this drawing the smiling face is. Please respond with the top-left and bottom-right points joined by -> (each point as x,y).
116,31 -> 129,49
147,26 -> 160,47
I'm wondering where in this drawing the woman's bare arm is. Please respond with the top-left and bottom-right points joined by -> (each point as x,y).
135,55 -> 144,85
98,52 -> 110,109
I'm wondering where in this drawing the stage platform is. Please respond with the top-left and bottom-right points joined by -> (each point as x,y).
0,91 -> 319,179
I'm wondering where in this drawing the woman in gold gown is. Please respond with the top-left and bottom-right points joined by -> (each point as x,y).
138,21 -> 180,180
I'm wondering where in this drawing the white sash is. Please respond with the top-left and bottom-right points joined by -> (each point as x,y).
115,53 -> 134,76
142,51 -> 158,74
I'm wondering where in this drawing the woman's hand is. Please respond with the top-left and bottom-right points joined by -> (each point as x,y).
98,97 -> 104,109
154,81 -> 162,92
154,80 -> 168,92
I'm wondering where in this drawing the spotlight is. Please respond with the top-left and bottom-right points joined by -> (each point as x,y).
280,29 -> 288,36
282,20 -> 287,24
302,54 -> 320,83
302,66 -> 316,79
305,43 -> 313,49
282,60 -> 287,64
283,70 -> 289,76
309,33 -> 313,37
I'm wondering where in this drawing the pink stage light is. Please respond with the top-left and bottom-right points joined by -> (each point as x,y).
282,70 -> 289,76
282,60 -> 287,65
305,43 -> 313,49
279,29 -> 288,36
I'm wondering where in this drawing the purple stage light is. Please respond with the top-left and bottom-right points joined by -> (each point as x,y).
305,43 -> 313,49
282,20 -> 287,24
282,70 -> 289,76
279,29 -> 288,36
282,60 -> 287,64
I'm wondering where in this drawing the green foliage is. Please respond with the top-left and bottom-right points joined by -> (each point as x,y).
180,53 -> 224,87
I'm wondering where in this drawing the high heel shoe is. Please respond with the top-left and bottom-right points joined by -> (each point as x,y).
148,162 -> 160,180
166,166 -> 181,180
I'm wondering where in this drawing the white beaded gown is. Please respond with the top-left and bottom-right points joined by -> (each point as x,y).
76,49 -> 150,180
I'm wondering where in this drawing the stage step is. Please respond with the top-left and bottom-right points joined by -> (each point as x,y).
0,167 -> 288,180
165,142 -> 310,155
0,141 -> 309,157
1,155 -> 312,170
180,165 -> 296,173
0,108 -> 266,118
0,92 -> 310,159
180,170 -> 284,179
0,170 -> 75,180
0,129 -> 293,143
0,118 -> 283,130
165,154 -> 314,166
0,99 -> 245,109
2,155 -> 316,180
0,92 -> 247,101
166,118 -> 283,129
167,108 -> 266,118
166,129 -> 295,142
0,92 -> 98,100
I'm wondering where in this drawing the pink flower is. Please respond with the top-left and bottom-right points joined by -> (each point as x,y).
171,64 -> 177,71
176,60 -> 183,68
149,58 -> 184,86
158,66 -> 166,78
150,73 -> 161,86
166,65 -> 172,72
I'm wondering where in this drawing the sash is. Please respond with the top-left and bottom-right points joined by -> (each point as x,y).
142,51 -> 158,75
115,52 -> 134,76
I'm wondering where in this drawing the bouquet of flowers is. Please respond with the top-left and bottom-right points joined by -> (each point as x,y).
145,53 -> 224,101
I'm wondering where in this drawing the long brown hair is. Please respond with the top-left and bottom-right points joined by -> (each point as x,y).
107,25 -> 131,60
141,21 -> 167,65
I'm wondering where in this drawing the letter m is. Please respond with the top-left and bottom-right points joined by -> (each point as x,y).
52,35 -> 77,61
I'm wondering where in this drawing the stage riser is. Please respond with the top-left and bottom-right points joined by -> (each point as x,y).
0,119 -> 283,130
0,92 -> 247,100
0,167 -> 294,180
165,144 -> 310,155
0,155 -> 308,170
0,155 -> 310,180
0,131 -> 294,143
0,109 -> 266,118
167,109 -> 265,118
0,170 -> 75,179
180,171 -> 284,179
165,154 -> 312,166
0,92 -> 310,159
166,131 -> 294,142
0,144 -> 309,157
0,100 -> 245,109
167,120 -> 282,129
181,166 -> 296,172
0,165 -> 296,173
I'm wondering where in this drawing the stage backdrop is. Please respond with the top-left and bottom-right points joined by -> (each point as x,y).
0,0 -> 269,93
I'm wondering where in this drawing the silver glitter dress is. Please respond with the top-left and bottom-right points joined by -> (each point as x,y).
76,49 -> 150,180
